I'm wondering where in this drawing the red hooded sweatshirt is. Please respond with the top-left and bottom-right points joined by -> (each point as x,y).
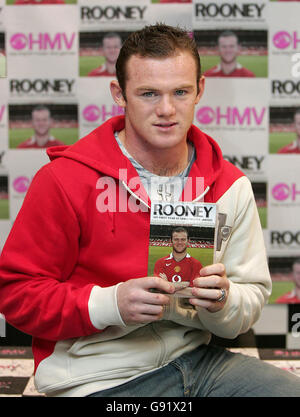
0,115 -> 243,374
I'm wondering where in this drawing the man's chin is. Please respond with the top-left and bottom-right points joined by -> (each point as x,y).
173,249 -> 187,254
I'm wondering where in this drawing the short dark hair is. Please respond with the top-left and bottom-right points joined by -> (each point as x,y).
171,227 -> 189,240
102,32 -> 122,46
32,105 -> 51,117
218,30 -> 239,43
116,23 -> 201,98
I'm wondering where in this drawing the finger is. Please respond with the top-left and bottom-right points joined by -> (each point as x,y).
193,275 -> 226,289
191,287 -> 222,300
139,303 -> 165,316
200,263 -> 226,277
128,305 -> 165,324
144,277 -> 175,294
189,298 -> 214,309
145,291 -> 171,306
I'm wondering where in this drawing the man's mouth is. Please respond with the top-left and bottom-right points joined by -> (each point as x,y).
154,122 -> 178,128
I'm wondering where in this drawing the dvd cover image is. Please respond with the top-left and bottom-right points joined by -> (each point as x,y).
148,201 -> 217,299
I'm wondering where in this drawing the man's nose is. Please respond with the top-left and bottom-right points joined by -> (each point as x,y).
156,95 -> 176,117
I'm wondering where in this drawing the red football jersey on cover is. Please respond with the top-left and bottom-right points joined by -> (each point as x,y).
277,141 -> 300,154
154,253 -> 202,285
204,65 -> 255,78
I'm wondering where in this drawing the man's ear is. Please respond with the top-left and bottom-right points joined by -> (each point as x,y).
110,80 -> 126,108
195,75 -> 205,105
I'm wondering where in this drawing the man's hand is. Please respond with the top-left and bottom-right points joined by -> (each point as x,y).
189,263 -> 229,313
117,277 -> 175,325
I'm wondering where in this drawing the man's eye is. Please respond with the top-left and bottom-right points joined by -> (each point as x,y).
175,90 -> 187,96
142,91 -> 155,97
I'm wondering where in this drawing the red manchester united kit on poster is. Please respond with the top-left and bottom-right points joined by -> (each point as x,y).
277,141 -> 300,154
154,253 -> 202,285
204,64 -> 255,78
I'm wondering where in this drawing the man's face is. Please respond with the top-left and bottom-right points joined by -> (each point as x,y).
113,51 -> 204,152
102,37 -> 122,64
218,35 -> 240,65
294,113 -> 300,137
172,231 -> 188,254
32,109 -> 51,137
292,263 -> 300,288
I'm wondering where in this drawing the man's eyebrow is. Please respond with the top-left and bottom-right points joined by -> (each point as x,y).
136,85 -> 195,92
136,87 -> 159,92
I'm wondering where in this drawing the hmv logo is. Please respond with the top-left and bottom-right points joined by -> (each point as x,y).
273,31 -> 300,50
272,183 -> 300,202
196,106 -> 266,126
10,33 -> 76,51
13,176 -> 31,194
83,104 -> 124,123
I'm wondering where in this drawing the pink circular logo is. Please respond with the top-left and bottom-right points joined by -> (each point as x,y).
10,33 -> 27,50
82,105 -> 101,122
272,183 -> 290,201
196,107 -> 215,124
13,176 -> 30,193
273,31 -> 292,49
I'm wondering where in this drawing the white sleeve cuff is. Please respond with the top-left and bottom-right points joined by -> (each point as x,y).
88,284 -> 126,330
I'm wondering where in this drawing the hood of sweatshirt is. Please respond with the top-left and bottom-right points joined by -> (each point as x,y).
47,115 -> 227,204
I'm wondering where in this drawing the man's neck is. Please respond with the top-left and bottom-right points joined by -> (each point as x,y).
220,61 -> 237,75
118,129 -> 192,177
105,61 -> 116,74
172,252 -> 187,262
35,134 -> 50,147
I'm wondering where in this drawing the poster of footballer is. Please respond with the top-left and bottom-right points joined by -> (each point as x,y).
193,29 -> 268,78
8,103 -> 78,149
268,256 -> 300,304
148,201 -> 216,298
269,106 -> 300,154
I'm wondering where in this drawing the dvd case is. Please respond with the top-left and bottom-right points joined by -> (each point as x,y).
148,201 -> 217,298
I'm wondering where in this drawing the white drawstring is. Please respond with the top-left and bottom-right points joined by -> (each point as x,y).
121,180 -> 150,209
192,185 -> 210,203
121,181 -> 210,208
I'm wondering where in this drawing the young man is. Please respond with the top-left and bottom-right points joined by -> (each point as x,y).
88,33 -> 122,77
0,24 -> 299,397
154,227 -> 202,285
277,109 -> 300,154
17,105 -> 65,149
204,31 -> 255,78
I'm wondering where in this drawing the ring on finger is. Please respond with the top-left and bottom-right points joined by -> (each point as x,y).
216,288 -> 226,302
